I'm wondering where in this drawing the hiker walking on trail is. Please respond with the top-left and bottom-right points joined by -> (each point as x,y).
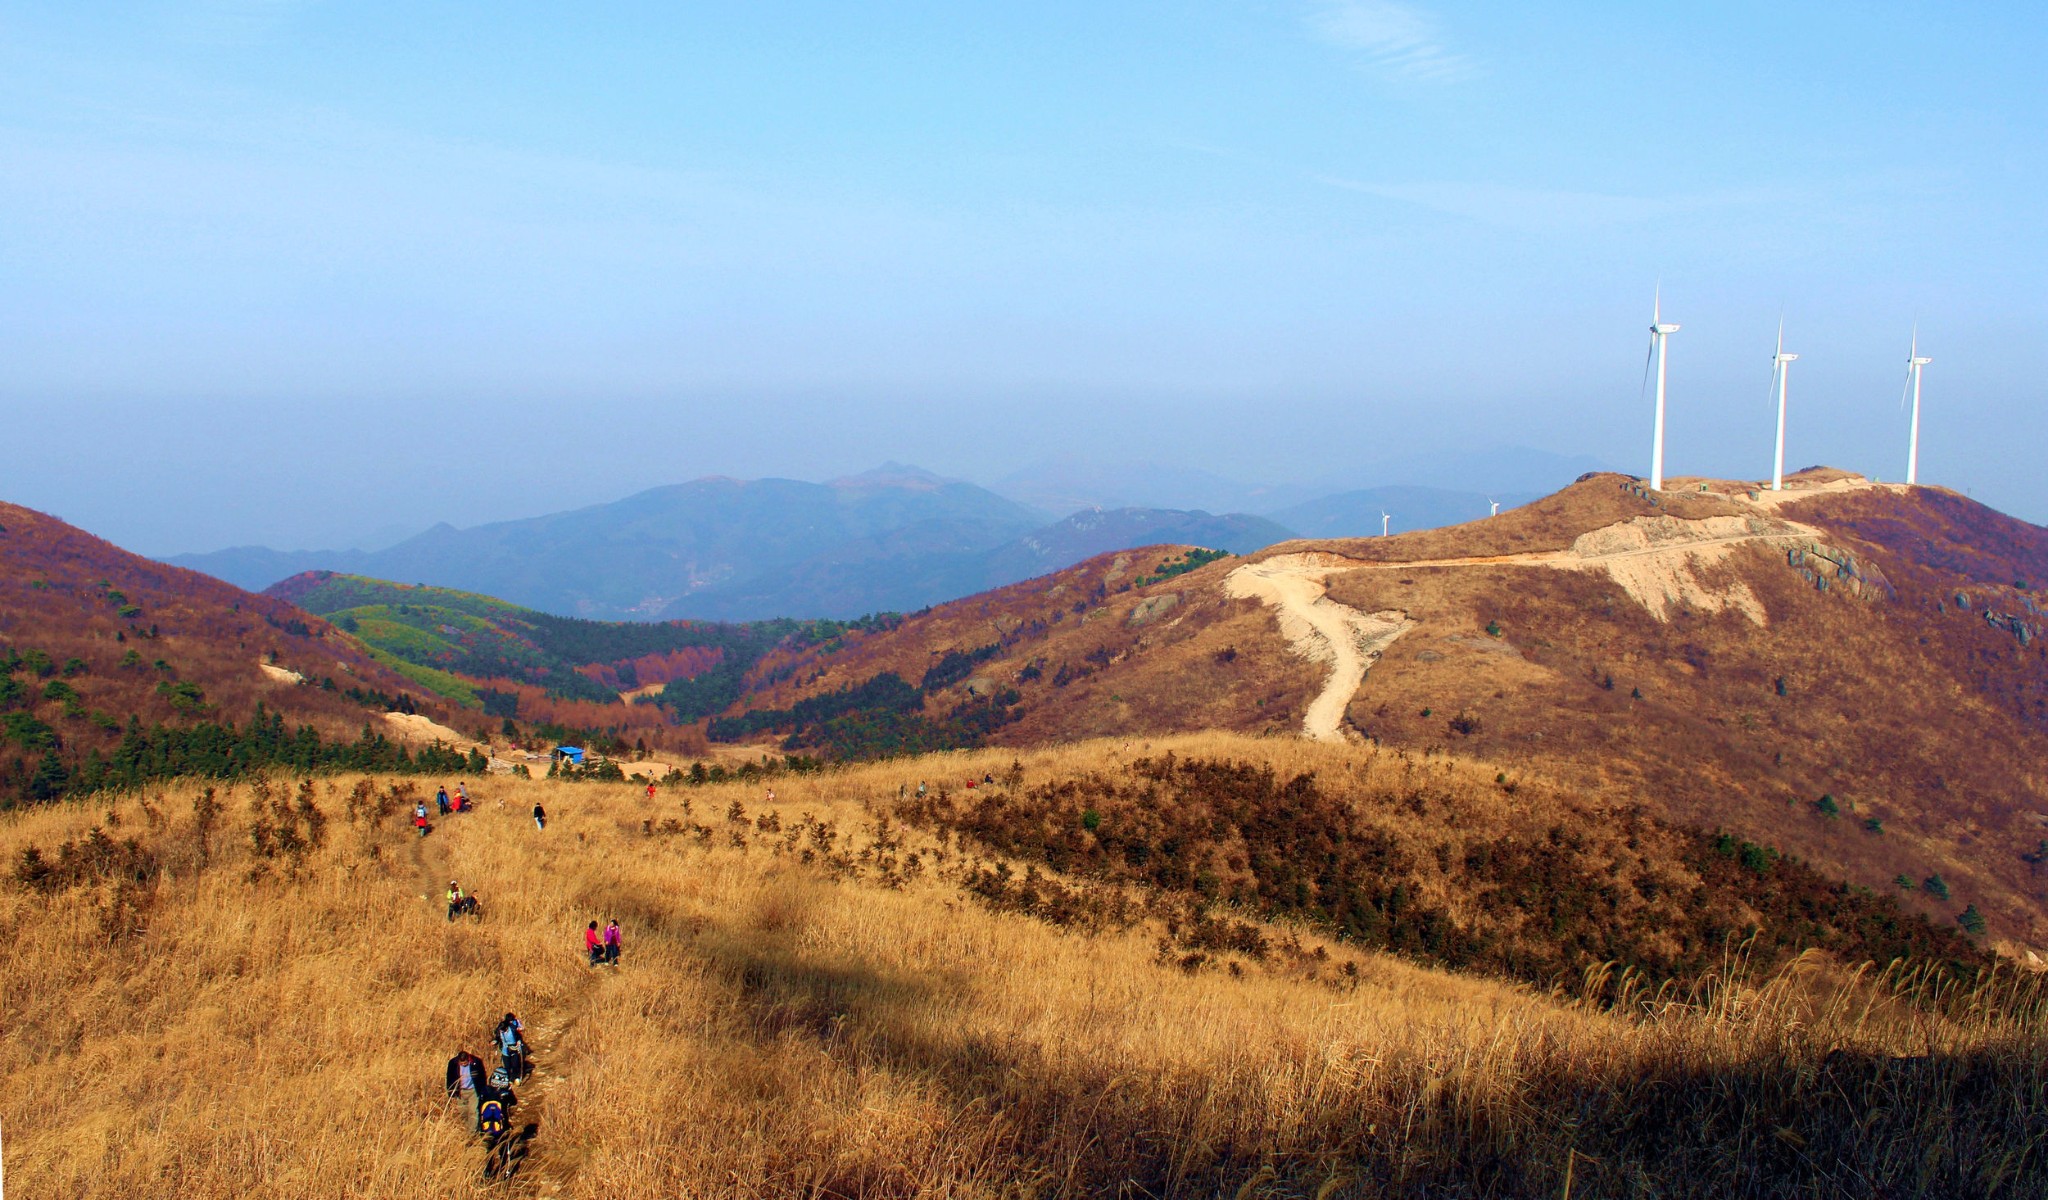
645,781 -> 656,801
415,801 -> 431,838
603,919 -> 622,965
532,803 -> 546,831
447,881 -> 478,920
916,780 -> 927,798
585,920 -> 603,966
446,1049 -> 486,1131
456,781 -> 470,811
495,1013 -> 527,1082
477,1093 -> 508,1146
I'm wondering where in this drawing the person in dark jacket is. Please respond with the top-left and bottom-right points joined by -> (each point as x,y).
533,803 -> 546,831
445,1050 -> 486,1130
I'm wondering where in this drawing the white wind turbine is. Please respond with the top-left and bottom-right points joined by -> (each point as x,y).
1487,497 -> 1500,517
1769,321 -> 1798,491
1380,511 -> 1391,537
1904,331 -> 1932,485
1644,289 -> 1681,490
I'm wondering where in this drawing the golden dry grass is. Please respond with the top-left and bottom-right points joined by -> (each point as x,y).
4,736 -> 2044,1198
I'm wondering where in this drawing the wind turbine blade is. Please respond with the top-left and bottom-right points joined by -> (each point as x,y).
1640,338 -> 1654,401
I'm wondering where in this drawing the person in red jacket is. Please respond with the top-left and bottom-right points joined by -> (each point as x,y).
584,920 -> 603,966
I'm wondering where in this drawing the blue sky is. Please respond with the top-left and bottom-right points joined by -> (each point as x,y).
3,1 -> 2043,552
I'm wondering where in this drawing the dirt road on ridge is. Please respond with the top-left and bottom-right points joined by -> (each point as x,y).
1228,507 -> 1840,741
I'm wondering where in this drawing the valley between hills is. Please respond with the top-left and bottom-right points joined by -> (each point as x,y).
3,467 -> 2046,1198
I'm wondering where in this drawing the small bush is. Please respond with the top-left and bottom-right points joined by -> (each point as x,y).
1958,905 -> 1987,936
1924,874 -> 1951,902
1816,794 -> 1840,818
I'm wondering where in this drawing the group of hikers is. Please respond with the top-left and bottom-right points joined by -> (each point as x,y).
444,1013 -> 530,1147
414,782 -> 474,837
584,918 -> 623,966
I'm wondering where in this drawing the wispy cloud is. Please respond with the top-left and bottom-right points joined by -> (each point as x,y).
1306,0 -> 1476,84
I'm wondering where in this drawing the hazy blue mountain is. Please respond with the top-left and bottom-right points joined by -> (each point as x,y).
166,545 -> 371,593
1323,446 -> 1615,495
989,460 -> 1320,518
663,507 -> 1298,621
169,464 -> 1051,620
1264,487 -> 1540,539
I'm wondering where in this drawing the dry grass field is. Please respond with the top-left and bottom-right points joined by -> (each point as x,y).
6,735 -> 2044,1198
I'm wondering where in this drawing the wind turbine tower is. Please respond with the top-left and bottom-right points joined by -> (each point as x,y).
1905,333 -> 1932,485
1647,292 -> 1681,491
1380,511 -> 1391,538
1770,323 -> 1798,491
1488,497 -> 1499,517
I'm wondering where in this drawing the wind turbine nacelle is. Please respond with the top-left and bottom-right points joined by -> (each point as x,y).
1910,357 -> 1932,366
1775,353 -> 1799,362
1652,323 -> 1680,334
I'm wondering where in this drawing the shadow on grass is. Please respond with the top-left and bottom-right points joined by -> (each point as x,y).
698,934 -> 2048,1199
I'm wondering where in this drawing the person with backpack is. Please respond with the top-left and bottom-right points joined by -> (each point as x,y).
495,1013 -> 527,1082
456,781 -> 470,811
436,785 -> 451,816
415,808 -> 431,839
532,803 -> 546,831
584,920 -> 603,966
445,1049 -> 486,1131
603,919 -> 622,965
477,1094 -> 508,1146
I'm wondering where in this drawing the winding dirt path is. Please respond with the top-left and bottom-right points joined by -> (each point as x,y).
1224,554 -> 1415,742
1229,509 -> 1838,741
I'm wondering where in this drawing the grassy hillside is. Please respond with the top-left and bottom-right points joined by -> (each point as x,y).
5,736 -> 2042,1198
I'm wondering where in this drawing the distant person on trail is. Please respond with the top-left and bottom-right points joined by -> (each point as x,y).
645,781 -> 656,801
457,781 -> 470,811
436,786 -> 451,815
916,781 -> 927,799
415,803 -> 431,838
495,1013 -> 527,1082
447,881 -> 478,920
603,919 -> 622,965
446,1049 -> 486,1131
585,920 -> 603,966
533,803 -> 546,831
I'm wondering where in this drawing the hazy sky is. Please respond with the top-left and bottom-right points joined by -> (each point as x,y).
4,2 -> 2043,553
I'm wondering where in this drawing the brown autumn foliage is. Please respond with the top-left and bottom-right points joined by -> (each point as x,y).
4,736 -> 2044,1198
0,501 -> 455,792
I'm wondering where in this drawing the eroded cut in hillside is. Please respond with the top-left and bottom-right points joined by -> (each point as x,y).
1223,554 -> 1414,741
1234,508 -> 1882,740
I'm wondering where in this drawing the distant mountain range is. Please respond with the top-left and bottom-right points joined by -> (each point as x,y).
166,453 -> 1585,621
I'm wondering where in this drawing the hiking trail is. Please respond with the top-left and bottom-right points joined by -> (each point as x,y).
1229,511 -> 1831,741
1224,554 -> 1415,742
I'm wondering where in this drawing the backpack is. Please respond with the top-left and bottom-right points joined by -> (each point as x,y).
479,1098 -> 507,1139
490,1066 -> 511,1089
